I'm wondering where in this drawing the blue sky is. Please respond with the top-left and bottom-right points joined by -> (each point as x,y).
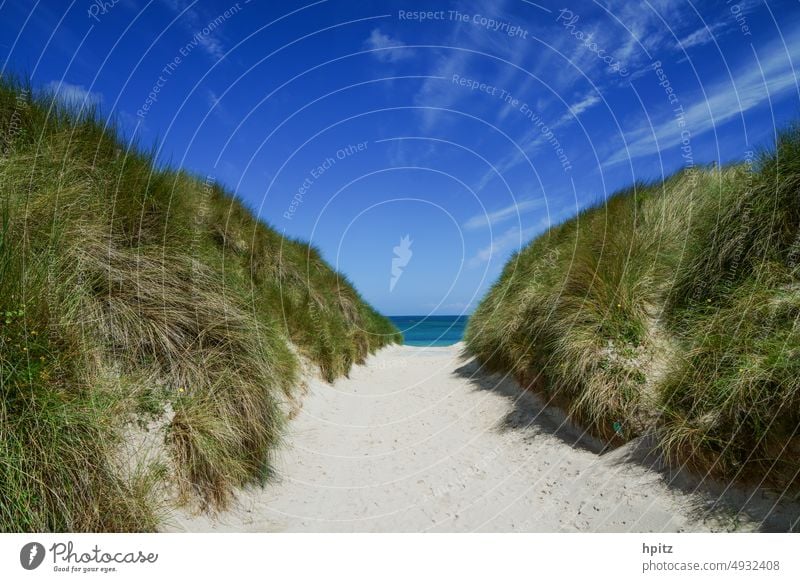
2,0 -> 799,315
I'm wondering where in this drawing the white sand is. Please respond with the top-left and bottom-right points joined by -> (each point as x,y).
165,344 -> 784,532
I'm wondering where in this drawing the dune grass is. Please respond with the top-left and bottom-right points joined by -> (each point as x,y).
467,129 -> 800,493
0,77 -> 400,532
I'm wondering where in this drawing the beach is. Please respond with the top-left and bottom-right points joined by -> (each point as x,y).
165,343 -> 782,532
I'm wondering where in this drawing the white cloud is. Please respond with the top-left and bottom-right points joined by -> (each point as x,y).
674,0 -> 760,52
468,225 -> 537,268
494,72 -> 537,123
560,92 -> 601,123
364,28 -> 412,62
196,34 -> 226,61
412,0 -> 513,131
473,118 -> 560,192
676,22 -> 726,50
474,95 -> 592,192
606,31 -> 800,166
579,0 -> 724,78
45,81 -> 102,107
161,0 -> 229,61
463,198 -> 544,230
206,89 -> 233,124
608,0 -> 690,61
413,50 -> 471,131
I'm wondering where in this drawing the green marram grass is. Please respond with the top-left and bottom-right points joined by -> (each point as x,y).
0,77 -> 400,532
467,129 -> 800,493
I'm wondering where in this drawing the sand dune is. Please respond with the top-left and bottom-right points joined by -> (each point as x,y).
166,344 -> 793,532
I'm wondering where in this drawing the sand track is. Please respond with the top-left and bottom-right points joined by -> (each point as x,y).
167,344 -> 791,532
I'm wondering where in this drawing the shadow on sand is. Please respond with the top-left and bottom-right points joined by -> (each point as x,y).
454,351 -> 800,533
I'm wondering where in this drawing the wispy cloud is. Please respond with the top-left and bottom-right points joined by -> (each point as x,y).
676,22 -> 727,50
473,117 -> 563,192
467,225 -> 537,268
473,91 -> 594,191
364,28 -> 413,62
606,31 -> 800,165
675,0 -> 761,52
161,0 -> 230,61
608,0 -> 692,62
46,81 -> 102,107
413,50 -> 471,131
206,89 -> 221,108
577,0 -> 727,80
206,89 -> 235,124
560,92 -> 601,123
412,0 -> 513,131
463,198 -> 544,230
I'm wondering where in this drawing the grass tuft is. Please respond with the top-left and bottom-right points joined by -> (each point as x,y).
0,76 -> 400,532
467,129 -> 800,491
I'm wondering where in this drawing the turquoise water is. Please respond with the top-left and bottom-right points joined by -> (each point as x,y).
389,315 -> 469,347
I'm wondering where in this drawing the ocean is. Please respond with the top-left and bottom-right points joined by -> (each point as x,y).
389,315 -> 469,347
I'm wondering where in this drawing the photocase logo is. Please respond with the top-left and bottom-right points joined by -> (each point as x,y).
390,235 -> 413,291
20,542 -> 45,570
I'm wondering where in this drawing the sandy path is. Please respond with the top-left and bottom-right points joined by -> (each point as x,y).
166,344 -> 773,532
